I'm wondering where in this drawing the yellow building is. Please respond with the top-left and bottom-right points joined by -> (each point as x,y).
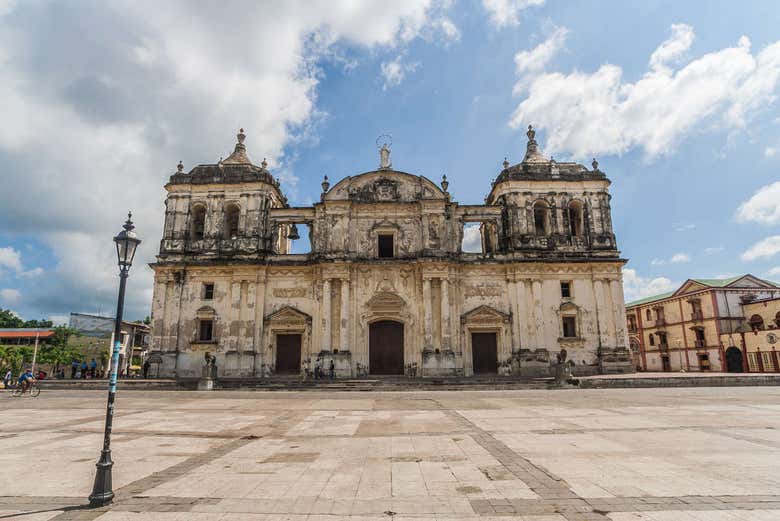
626,275 -> 780,372
719,296 -> 780,372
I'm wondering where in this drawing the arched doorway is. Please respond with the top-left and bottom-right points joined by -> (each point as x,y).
725,346 -> 744,373
369,320 -> 404,375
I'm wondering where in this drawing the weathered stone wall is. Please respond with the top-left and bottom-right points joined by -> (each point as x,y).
150,260 -> 628,378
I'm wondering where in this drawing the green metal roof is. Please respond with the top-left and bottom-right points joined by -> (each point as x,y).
625,291 -> 675,308
690,275 -> 745,287
625,274 -> 780,308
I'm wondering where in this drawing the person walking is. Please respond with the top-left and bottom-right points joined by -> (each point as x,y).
89,358 -> 97,378
71,359 -> 79,379
3,368 -> 12,388
80,360 -> 88,379
142,359 -> 150,379
329,359 -> 335,380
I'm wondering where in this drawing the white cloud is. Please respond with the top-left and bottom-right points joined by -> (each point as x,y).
510,24 -> 780,159
0,246 -> 43,278
673,222 -> 696,232
649,23 -> 694,72
0,1 -> 453,319
0,247 -> 22,272
766,145 -> 778,157
433,17 -> 460,42
623,268 -> 678,302
650,252 -> 691,265
513,26 -> 568,92
741,235 -> 780,261
19,267 -> 43,278
482,0 -> 545,28
703,246 -> 725,255
381,55 -> 420,90
767,266 -> 780,277
735,181 -> 780,225
461,224 -> 482,252
0,288 -> 21,304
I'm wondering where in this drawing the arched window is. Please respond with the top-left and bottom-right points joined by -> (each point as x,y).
191,205 -> 206,241
568,200 -> 584,237
224,204 -> 240,239
775,311 -> 780,329
646,309 -> 652,321
649,334 -> 655,346
749,314 -> 765,331
533,200 -> 549,236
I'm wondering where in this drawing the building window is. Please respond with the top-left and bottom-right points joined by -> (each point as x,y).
203,283 -> 214,300
749,314 -> 765,331
224,204 -> 240,239
775,311 -> 780,329
199,319 -> 214,342
562,316 -> 577,338
191,205 -> 206,241
568,201 -> 583,237
649,334 -> 655,346
657,332 -> 668,348
646,309 -> 652,321
560,281 -> 572,298
378,234 -> 394,258
533,201 -> 549,236
694,328 -> 706,347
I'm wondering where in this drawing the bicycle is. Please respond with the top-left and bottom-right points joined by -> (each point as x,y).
11,380 -> 40,397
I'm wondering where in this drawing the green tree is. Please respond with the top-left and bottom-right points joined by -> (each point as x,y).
0,309 -> 24,328
0,345 -> 34,374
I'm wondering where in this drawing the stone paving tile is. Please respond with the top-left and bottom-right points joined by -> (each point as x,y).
4,388 -> 780,520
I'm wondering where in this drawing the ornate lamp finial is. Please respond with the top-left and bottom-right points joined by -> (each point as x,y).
217,157 -> 223,170
261,158 -> 268,169
177,161 -> 183,173
321,174 -> 330,193
503,157 -> 509,169
237,128 -> 246,144
441,174 -> 449,193
592,157 -> 599,171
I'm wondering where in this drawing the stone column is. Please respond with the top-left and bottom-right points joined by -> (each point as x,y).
594,279 -> 609,348
515,279 -> 530,350
230,281 -> 242,352
322,279 -> 331,352
340,278 -> 350,351
440,277 -> 451,349
609,279 -> 625,346
423,278 -> 433,348
531,279 -> 543,349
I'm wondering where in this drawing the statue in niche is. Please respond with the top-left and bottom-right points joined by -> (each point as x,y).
428,220 -> 441,248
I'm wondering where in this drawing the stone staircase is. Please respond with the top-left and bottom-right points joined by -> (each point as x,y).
38,375 -> 555,391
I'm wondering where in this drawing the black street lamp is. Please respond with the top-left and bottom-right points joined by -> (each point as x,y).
89,212 -> 141,507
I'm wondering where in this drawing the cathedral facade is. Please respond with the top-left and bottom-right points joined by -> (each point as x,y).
149,127 -> 632,380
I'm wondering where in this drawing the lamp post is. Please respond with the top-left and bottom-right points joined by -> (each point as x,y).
89,213 -> 141,507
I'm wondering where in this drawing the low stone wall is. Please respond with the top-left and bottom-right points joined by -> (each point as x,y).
579,374 -> 780,388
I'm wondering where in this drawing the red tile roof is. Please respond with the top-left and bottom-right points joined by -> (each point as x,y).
0,331 -> 55,338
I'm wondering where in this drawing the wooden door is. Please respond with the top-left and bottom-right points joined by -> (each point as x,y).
471,332 -> 497,374
369,321 -> 404,374
276,334 -> 302,374
725,347 -> 743,373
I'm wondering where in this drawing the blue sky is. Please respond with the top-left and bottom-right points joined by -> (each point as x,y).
1,0 -> 779,322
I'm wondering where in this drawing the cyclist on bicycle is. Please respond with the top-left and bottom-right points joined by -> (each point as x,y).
17,368 -> 35,393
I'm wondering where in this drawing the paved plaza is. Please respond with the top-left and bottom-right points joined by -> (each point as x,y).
2,387 -> 780,520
